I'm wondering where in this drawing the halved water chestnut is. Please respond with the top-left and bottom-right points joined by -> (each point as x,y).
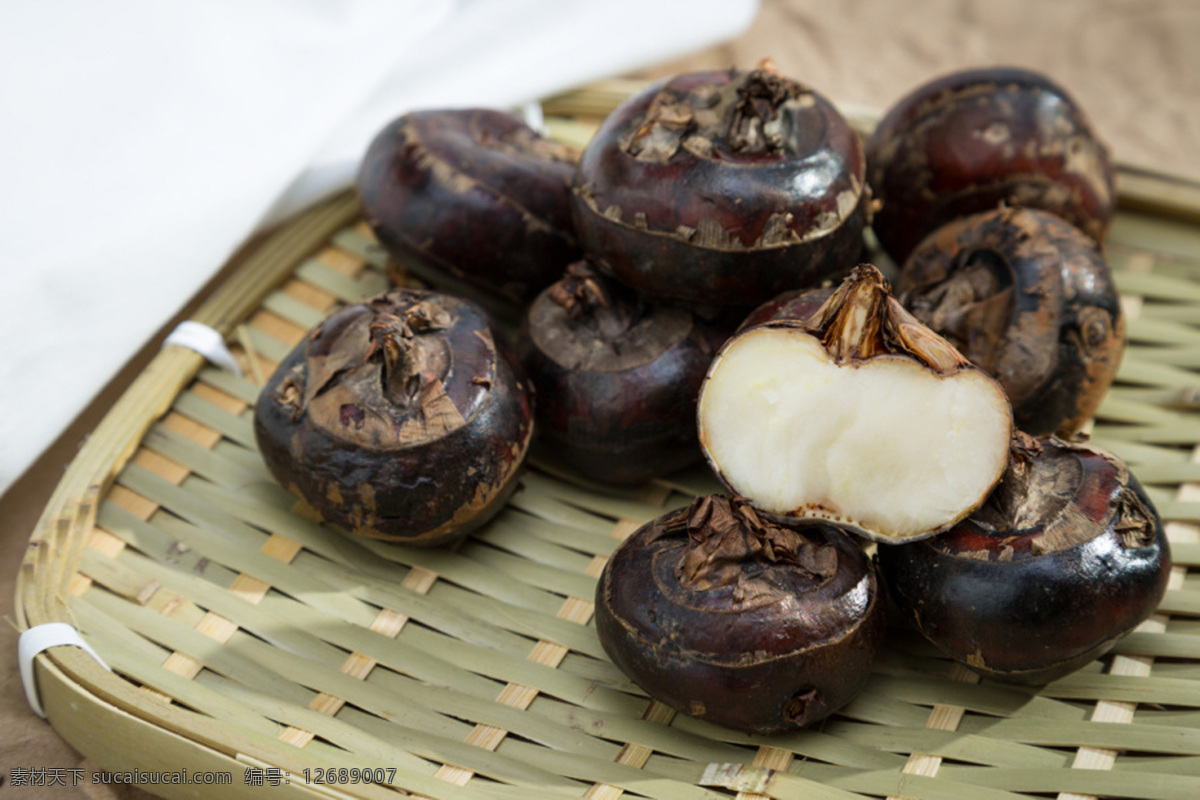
594,495 -> 884,734
254,288 -> 534,547
357,108 -> 580,312
518,262 -> 723,485
866,66 -> 1115,264
877,434 -> 1171,684
572,61 -> 869,308
698,264 -> 1012,543
899,206 -> 1125,437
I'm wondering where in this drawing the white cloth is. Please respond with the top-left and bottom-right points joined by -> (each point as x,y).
0,0 -> 759,496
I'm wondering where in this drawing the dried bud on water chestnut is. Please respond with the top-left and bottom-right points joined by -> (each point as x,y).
699,264 -> 1012,544
254,288 -> 533,547
866,66 -> 1116,264
878,434 -> 1171,684
357,108 -> 581,311
518,262 -> 723,485
573,61 -> 869,308
899,206 -> 1124,437
595,495 -> 884,734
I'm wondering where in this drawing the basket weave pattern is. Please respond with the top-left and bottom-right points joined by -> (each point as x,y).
16,94 -> 1200,800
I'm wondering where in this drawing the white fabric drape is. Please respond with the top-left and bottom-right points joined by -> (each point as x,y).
0,0 -> 759,495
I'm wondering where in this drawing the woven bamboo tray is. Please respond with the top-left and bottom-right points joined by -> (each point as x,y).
16,80 -> 1200,800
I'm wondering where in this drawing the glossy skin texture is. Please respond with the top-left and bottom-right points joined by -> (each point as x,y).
518,264 -> 723,484
595,496 -> 884,734
899,206 -> 1124,436
866,66 -> 1115,264
738,286 -> 835,331
573,66 -> 868,307
357,108 -> 580,310
878,437 -> 1170,684
254,289 -> 533,547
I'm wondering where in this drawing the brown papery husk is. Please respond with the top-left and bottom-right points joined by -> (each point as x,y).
666,496 -> 839,601
254,288 -> 534,546
802,263 -> 973,374
956,432 -> 1160,557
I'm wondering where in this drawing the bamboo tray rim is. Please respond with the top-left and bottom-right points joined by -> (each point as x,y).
15,86 -> 1200,800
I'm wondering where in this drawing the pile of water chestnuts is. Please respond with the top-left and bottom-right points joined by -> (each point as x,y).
251,60 -> 1170,737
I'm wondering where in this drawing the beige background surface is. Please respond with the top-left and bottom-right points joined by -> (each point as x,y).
638,0 -> 1200,181
3,1 -> 1199,797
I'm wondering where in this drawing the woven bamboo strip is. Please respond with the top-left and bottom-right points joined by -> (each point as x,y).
100,583 -> 605,795
1057,251 -> 1200,800
178,490 -> 609,668
789,761 -> 1198,800
1034,671 -> 1200,706
584,700 -> 678,800
1113,359 -> 1200,390
116,386 -> 269,704
822,722 -> 1069,767
1111,215 -> 1200,261
714,761 -> 1035,800
19,194 -> 358,633
579,519 -> 682,800
421,513 -> 676,797
238,324 -> 294,366
103,381 -> 772,796
1125,317 -> 1200,345
115,473 -> 377,626
1109,631 -> 1200,660
528,702 -> 741,766
520,470 -> 684,524
115,578 -> 621,762
1159,589 -> 1200,613
275,567 -> 437,749
733,746 -> 794,800
1092,395 -> 1189,426
183,234 -> 454,759
1056,544 -> 1199,781
67,606 -> 469,800
883,663 -> 981,800
140,425 -> 262,487
941,767 -> 1200,800
1114,269 -> 1200,302
542,79 -> 647,119
428,567 -> 601,788
958,712 -> 1200,755
1097,422 -> 1200,447
1125,347 -> 1200,368
764,725 -> 905,769
854,672 -> 1083,718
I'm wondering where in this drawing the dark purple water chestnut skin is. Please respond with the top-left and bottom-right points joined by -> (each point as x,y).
877,434 -> 1170,684
357,108 -> 581,308
518,262 -> 724,485
254,288 -> 533,547
738,285 -> 835,331
898,206 -> 1124,437
866,66 -> 1115,265
572,62 -> 869,308
595,495 -> 884,734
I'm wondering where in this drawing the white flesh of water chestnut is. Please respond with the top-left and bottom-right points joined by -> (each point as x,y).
697,264 -> 1013,544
